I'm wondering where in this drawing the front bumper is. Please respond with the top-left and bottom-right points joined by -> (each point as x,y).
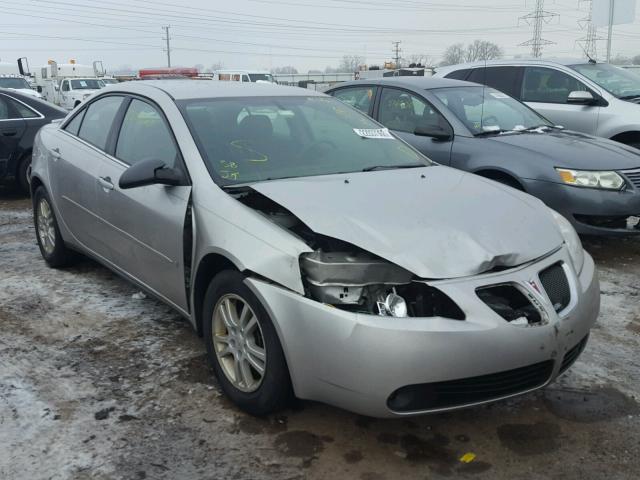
523,178 -> 640,236
246,246 -> 600,418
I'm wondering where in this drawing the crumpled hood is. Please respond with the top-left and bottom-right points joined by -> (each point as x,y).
487,130 -> 640,170
252,166 -> 564,279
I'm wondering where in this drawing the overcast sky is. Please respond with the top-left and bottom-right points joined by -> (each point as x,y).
1,0 -> 639,73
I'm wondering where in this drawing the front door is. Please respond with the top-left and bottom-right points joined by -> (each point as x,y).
376,87 -> 453,164
95,97 -> 191,311
521,66 -> 600,135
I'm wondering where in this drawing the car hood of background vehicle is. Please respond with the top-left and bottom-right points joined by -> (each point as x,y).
488,130 -> 640,170
251,166 -> 563,279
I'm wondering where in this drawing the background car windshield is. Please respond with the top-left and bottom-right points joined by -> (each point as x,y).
180,96 -> 430,185
570,63 -> 640,99
433,86 -> 550,134
70,79 -> 104,89
248,73 -> 274,82
0,78 -> 31,89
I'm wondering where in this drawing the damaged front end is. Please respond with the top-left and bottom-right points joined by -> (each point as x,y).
234,187 -> 465,319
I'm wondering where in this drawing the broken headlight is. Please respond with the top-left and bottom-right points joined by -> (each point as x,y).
549,209 -> 585,274
299,250 -> 464,319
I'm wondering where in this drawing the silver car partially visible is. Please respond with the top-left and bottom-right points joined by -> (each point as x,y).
30,81 -> 600,417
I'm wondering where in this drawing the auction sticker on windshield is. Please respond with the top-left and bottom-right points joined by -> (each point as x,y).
353,128 -> 394,139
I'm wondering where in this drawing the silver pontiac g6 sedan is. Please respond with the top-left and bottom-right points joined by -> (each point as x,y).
31,81 -> 600,417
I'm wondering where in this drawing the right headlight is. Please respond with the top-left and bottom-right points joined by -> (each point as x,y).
550,209 -> 585,274
556,168 -> 625,190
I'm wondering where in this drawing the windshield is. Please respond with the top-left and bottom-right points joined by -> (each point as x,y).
0,77 -> 31,89
570,63 -> 640,99
69,79 -> 104,90
248,73 -> 274,83
180,96 -> 430,185
432,86 -> 551,135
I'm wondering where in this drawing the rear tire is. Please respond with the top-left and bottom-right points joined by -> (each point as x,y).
16,154 -> 32,196
203,270 -> 292,416
33,186 -> 75,268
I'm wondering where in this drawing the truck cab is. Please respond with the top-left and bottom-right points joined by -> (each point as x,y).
214,70 -> 275,83
33,60 -> 107,110
0,61 -> 42,98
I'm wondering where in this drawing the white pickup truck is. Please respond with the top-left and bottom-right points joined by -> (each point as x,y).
0,60 -> 42,98
33,60 -> 107,110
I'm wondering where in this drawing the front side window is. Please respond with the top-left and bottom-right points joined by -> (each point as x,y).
70,79 -> 104,90
116,99 -> 178,167
521,67 -> 589,104
466,67 -> 522,98
61,81 -> 69,92
180,96 -> 430,185
78,96 -> 124,150
433,86 -> 550,135
248,73 -> 274,83
332,86 -> 376,114
378,88 -> 449,135
570,63 -> 640,99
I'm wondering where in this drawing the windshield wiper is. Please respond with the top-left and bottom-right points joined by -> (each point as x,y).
474,129 -> 506,137
362,163 -> 426,172
518,124 -> 552,132
619,94 -> 640,100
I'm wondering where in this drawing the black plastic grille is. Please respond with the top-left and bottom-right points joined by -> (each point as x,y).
387,360 -> 554,412
560,335 -> 589,374
623,168 -> 640,189
539,263 -> 570,312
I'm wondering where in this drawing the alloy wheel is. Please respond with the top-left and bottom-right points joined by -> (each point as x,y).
212,294 -> 267,392
37,198 -> 56,255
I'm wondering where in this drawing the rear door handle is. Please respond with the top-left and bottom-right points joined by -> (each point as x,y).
1,130 -> 18,137
98,176 -> 114,191
51,147 -> 61,161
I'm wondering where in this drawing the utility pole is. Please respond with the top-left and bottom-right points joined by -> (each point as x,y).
606,0 -> 615,62
392,41 -> 401,69
162,25 -> 171,68
519,0 -> 558,58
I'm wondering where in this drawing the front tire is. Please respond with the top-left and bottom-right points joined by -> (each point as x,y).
33,186 -> 75,268
203,270 -> 292,416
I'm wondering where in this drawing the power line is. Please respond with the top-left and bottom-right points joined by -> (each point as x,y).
519,0 -> 559,58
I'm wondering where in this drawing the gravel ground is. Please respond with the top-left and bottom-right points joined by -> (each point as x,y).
1,188 -> 639,480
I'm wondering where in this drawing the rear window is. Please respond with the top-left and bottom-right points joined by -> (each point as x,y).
466,67 -> 522,98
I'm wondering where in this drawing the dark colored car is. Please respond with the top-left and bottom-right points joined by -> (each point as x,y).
0,88 -> 67,193
326,78 -> 640,235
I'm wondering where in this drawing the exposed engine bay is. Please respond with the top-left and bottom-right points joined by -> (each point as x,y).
233,187 -> 465,319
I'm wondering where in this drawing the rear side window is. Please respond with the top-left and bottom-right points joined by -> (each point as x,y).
466,67 -> 522,98
78,96 -> 124,151
444,69 -> 471,80
331,86 -> 377,114
116,99 -> 178,167
64,110 -> 86,136
9,98 -> 40,118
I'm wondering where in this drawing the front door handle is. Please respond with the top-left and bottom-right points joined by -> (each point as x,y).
51,147 -> 61,161
98,176 -> 114,191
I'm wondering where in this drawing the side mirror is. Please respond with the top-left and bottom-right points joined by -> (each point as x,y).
119,158 -> 186,189
567,90 -> 596,105
414,126 -> 452,141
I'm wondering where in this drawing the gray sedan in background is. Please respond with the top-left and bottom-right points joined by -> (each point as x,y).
31,81 -> 598,417
327,78 -> 640,235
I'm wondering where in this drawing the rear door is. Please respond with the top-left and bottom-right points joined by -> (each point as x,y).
48,95 -> 125,254
520,66 -> 600,134
95,96 -> 191,311
0,94 -> 26,175
375,87 -> 453,164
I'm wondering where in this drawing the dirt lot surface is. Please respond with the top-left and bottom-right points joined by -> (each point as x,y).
1,188 -> 639,480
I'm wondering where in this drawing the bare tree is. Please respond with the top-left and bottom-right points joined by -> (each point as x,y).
464,40 -> 503,62
272,66 -> 298,74
338,55 -> 365,73
406,53 -> 433,67
440,43 -> 465,66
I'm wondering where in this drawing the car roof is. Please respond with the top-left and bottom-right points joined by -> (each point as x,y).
435,58 -> 591,73
105,80 -> 323,100
330,77 -> 479,91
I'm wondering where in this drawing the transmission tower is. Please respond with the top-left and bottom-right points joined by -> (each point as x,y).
392,41 -> 402,68
519,0 -> 559,58
577,0 -> 604,60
